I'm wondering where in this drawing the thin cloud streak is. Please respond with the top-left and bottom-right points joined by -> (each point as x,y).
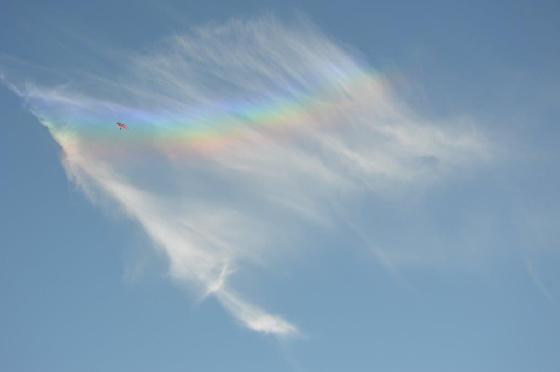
526,261 -> 556,303
2,16 -> 490,335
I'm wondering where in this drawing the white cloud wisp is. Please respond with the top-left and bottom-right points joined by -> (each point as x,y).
3,16 -> 489,336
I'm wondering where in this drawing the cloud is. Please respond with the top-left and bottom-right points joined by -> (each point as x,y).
1,16 -> 489,335
526,260 -> 556,303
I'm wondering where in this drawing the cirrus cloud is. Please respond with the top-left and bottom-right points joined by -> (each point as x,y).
1,16 -> 490,336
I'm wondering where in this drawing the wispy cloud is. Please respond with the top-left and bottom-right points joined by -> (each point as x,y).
2,16 -> 489,335
527,260 -> 556,303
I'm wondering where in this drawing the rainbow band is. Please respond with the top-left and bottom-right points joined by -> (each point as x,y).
27,66 -> 381,152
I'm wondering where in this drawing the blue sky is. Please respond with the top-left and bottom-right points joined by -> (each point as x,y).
1,1 -> 559,371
